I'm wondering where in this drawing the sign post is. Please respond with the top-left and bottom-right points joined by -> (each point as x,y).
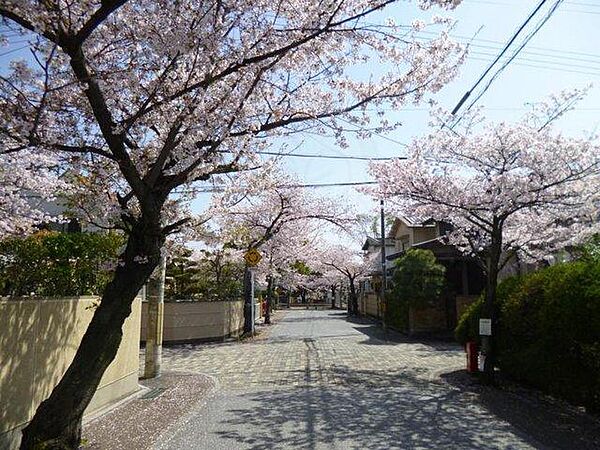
243,248 -> 262,334
479,318 -> 492,371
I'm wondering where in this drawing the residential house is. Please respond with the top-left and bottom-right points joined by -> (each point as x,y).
386,216 -> 485,336
358,236 -> 395,318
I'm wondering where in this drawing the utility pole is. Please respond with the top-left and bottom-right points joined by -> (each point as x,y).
243,266 -> 255,334
144,254 -> 166,378
380,199 -> 387,331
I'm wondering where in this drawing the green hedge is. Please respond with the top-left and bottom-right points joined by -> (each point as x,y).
455,259 -> 600,412
455,275 -> 524,346
386,249 -> 445,332
0,231 -> 123,297
391,249 -> 446,308
386,291 -> 410,332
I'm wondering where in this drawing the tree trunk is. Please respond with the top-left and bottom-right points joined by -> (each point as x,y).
481,222 -> 502,384
349,278 -> 358,315
265,275 -> 273,324
331,285 -> 337,309
20,215 -> 164,450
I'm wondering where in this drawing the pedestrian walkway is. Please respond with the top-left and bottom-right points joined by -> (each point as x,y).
152,310 -> 539,449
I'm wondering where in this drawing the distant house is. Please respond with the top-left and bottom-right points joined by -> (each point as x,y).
385,216 -> 485,336
358,236 -> 395,318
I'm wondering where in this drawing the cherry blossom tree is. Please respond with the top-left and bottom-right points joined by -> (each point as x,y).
254,227 -> 323,317
212,167 -> 352,325
318,245 -> 369,314
370,93 -> 600,380
0,1 -> 464,446
0,149 -> 68,236
304,266 -> 345,308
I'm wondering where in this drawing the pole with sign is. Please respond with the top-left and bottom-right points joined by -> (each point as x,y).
243,248 -> 262,334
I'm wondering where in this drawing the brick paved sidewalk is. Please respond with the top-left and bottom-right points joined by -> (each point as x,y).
83,373 -> 215,449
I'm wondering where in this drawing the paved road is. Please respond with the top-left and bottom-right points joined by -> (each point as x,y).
153,309 -> 540,450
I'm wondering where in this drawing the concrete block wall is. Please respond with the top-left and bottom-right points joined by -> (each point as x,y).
408,304 -> 447,335
140,300 -> 244,344
362,294 -> 380,318
0,296 -> 141,450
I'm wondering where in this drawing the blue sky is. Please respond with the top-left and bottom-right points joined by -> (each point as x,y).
2,0 -> 599,235
192,0 -> 600,227
266,0 -> 600,221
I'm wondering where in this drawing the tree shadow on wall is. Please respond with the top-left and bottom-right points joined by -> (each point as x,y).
0,298 -> 81,447
211,367 -> 541,450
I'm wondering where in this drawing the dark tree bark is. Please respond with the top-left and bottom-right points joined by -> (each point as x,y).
20,213 -> 165,450
264,275 -> 273,324
330,285 -> 337,309
348,277 -> 359,315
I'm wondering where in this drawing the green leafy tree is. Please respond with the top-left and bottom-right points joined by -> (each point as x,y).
165,249 -> 202,300
0,231 -> 123,297
391,249 -> 446,307
164,249 -> 243,301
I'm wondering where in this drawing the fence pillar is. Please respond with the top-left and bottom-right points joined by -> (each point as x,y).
144,255 -> 166,378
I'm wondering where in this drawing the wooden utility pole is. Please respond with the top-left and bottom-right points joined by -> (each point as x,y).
380,199 -> 388,331
144,254 -> 166,379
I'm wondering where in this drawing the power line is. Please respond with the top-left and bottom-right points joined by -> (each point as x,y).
467,49 -> 600,74
411,32 -> 600,76
0,45 -> 28,57
175,180 -> 379,194
412,31 -> 600,65
449,0 -> 551,116
464,0 -> 600,14
459,0 -> 565,117
467,55 -> 600,77
251,150 -> 401,161
335,117 -> 410,148
214,149 -> 406,161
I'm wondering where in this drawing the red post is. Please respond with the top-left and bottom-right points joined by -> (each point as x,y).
466,341 -> 478,373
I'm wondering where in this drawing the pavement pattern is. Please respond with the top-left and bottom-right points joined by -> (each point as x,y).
84,373 -> 215,449
150,310 -> 544,450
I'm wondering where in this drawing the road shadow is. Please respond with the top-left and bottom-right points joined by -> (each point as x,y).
346,315 -> 460,353
442,370 -> 600,450
275,313 -> 352,324
212,367 -> 542,450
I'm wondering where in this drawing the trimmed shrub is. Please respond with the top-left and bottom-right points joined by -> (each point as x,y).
386,291 -> 410,331
387,249 -> 446,332
165,249 -> 244,301
455,295 -> 483,345
455,259 -> 600,412
455,275 -> 524,346
0,231 -> 123,297
391,249 -> 446,307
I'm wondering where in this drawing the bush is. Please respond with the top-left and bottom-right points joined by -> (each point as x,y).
455,259 -> 600,412
386,249 -> 446,332
391,249 -> 446,307
454,295 -> 483,345
0,231 -> 123,297
455,275 -> 523,346
386,291 -> 410,331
